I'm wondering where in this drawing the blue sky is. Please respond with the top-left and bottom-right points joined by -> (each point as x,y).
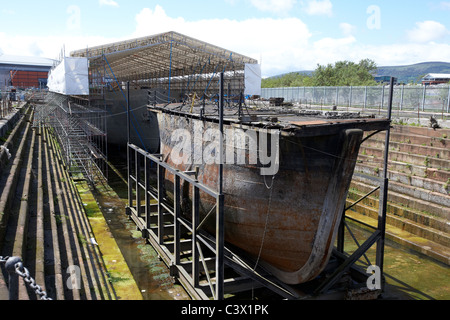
1,0 -> 450,77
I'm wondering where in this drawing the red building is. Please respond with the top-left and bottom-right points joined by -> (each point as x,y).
0,55 -> 55,91
10,70 -> 49,89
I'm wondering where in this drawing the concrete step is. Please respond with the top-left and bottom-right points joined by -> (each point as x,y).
355,162 -> 449,197
391,125 -> 450,139
347,189 -> 449,246
345,208 -> 450,266
357,153 -> 450,184
0,105 -> 116,300
350,180 -> 449,221
45,127 -> 115,300
353,173 -> 449,215
359,146 -> 450,177
389,131 -> 450,148
362,136 -> 450,160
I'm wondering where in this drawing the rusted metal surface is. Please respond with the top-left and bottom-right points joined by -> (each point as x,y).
149,104 -> 389,285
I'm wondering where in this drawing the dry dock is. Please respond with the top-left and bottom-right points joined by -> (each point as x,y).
0,103 -> 141,300
0,101 -> 448,300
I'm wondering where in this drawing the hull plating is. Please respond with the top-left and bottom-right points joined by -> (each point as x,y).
153,109 -> 366,284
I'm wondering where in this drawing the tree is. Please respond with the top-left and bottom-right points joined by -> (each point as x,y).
261,59 -> 379,88
313,59 -> 378,86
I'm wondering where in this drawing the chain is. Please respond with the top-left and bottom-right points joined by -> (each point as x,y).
0,256 -> 52,300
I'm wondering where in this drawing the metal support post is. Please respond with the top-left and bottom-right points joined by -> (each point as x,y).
335,87 -> 339,106
422,85 -> 426,112
127,82 -> 132,213
174,175 -> 181,266
376,77 -> 395,290
364,86 -> 367,109
447,86 -> 450,113
349,86 -> 353,109
145,156 -> 151,235
216,72 -> 225,300
168,40 -> 173,104
158,163 -> 165,245
192,186 -> 200,288
400,84 -> 405,111
136,149 -> 141,218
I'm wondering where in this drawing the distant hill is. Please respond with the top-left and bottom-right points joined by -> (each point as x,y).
269,62 -> 450,84
375,62 -> 450,84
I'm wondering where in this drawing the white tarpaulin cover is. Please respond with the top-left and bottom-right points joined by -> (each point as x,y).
47,57 -> 89,95
244,64 -> 262,96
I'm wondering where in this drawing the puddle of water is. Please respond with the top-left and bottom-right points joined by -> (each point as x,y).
343,221 -> 450,300
92,165 -> 189,301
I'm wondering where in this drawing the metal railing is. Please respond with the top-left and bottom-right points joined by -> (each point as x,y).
0,256 -> 52,300
261,85 -> 450,115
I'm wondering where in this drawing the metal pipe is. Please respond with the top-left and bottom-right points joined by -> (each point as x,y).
127,82 -> 132,212
376,76 -> 395,289
216,72 -> 225,300
127,81 -> 130,145
219,72 -> 224,195
168,40 -> 173,104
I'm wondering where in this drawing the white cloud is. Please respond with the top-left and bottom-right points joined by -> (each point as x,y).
407,20 -> 449,43
339,23 -> 356,37
2,4 -> 450,78
249,0 -> 297,13
132,5 -> 450,76
304,0 -> 333,17
99,0 -> 119,7
133,5 -> 311,76
0,32 -> 120,61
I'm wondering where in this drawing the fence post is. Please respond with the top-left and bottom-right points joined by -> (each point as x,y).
400,84 -> 404,111
336,87 -> 339,106
348,86 -> 353,108
422,85 -> 426,112
381,85 -> 385,110
447,86 -> 450,113
364,86 -> 367,109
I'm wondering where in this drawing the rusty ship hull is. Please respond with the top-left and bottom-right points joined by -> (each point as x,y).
149,104 -> 390,285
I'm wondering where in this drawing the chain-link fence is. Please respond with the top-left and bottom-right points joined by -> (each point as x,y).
261,85 -> 450,114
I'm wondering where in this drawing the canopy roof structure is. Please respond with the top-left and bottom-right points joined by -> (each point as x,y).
71,31 -> 258,101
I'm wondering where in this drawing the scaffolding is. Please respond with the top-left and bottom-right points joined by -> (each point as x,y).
33,91 -> 108,184
71,31 -> 258,104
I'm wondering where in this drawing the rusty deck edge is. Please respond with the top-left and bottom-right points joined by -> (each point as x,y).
148,105 -> 391,138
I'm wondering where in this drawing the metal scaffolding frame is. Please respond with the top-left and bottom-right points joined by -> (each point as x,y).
71,31 -> 258,103
33,92 -> 108,184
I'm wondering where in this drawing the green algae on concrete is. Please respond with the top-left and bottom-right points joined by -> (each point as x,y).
343,213 -> 450,300
75,180 -> 143,300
